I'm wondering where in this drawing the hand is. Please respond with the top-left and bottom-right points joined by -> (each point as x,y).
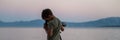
61,26 -> 64,31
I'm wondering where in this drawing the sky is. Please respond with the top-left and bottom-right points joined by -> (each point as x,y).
0,0 -> 120,22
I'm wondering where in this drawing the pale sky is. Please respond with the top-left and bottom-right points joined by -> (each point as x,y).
0,0 -> 120,22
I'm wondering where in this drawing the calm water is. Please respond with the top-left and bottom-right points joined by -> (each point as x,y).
0,27 -> 120,40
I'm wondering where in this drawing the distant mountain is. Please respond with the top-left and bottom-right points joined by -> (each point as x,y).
0,20 -> 44,27
67,17 -> 120,27
0,17 -> 120,27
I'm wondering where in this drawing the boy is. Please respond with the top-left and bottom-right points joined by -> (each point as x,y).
41,8 -> 64,40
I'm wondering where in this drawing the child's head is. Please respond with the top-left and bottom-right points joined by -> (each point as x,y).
41,8 -> 54,21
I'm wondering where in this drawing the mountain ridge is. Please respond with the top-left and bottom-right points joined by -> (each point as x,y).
0,17 -> 120,27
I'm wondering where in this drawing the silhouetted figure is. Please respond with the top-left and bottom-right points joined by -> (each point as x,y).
41,8 -> 64,40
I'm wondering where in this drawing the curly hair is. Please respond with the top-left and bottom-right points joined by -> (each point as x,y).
41,8 -> 53,19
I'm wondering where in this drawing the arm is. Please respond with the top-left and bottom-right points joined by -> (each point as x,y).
47,28 -> 53,37
44,23 -> 53,37
43,23 -> 48,34
46,21 -> 54,37
44,24 -> 53,37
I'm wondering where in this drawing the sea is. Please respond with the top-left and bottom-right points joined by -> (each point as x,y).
0,27 -> 120,40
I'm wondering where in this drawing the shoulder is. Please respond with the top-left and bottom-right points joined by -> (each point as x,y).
54,17 -> 61,21
47,17 -> 57,24
51,17 -> 60,22
47,17 -> 60,24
